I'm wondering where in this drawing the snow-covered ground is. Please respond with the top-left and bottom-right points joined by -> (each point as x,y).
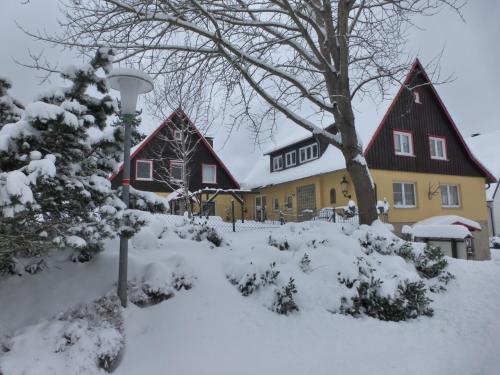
1,215 -> 500,375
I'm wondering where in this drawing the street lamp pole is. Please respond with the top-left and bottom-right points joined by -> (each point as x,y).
107,68 -> 154,307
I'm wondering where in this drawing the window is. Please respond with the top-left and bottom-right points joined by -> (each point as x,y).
202,164 -> 217,184
136,160 -> 153,181
273,197 -> 280,211
299,143 -> 319,163
272,155 -> 283,171
393,130 -> 414,156
393,182 -> 416,208
441,184 -> 460,207
285,151 -> 296,167
170,160 -> 184,181
173,130 -> 183,142
285,194 -> 293,210
330,188 -> 337,204
429,136 -> 447,160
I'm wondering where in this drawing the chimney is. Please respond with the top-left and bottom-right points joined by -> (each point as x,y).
205,136 -> 214,147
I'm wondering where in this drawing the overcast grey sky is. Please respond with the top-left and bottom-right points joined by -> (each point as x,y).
1,0 -> 499,180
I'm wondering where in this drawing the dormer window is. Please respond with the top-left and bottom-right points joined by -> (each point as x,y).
272,155 -> 283,171
393,130 -> 414,157
285,151 -> 296,167
299,143 -> 319,163
429,136 -> 447,160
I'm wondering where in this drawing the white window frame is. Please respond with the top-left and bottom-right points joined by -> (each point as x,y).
285,151 -> 296,167
202,164 -> 217,184
440,184 -> 460,208
393,181 -> 417,208
170,160 -> 184,182
135,159 -> 153,181
393,130 -> 414,157
272,155 -> 283,171
173,130 -> 183,142
299,143 -> 319,163
429,136 -> 447,160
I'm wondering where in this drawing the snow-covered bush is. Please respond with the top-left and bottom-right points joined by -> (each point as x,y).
0,76 -> 23,129
490,236 -> 500,249
175,220 -> 223,247
268,235 -> 290,250
415,244 -> 448,279
228,262 -> 280,296
338,257 -> 433,321
0,295 -> 124,374
272,278 -> 299,315
299,253 -> 311,273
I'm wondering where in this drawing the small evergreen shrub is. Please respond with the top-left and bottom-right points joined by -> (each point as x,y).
272,278 -> 299,315
299,253 -> 311,273
268,235 -> 289,250
358,232 -> 398,255
395,241 -> 416,261
338,257 -> 433,321
229,262 -> 280,296
177,221 -> 223,247
415,244 -> 448,279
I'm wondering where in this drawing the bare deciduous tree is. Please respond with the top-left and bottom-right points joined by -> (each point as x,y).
147,112 -> 201,218
39,0 -> 465,224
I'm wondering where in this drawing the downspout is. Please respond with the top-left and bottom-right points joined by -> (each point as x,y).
488,203 -> 496,237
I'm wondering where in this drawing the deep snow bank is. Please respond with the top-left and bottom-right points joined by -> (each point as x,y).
1,215 -> 500,375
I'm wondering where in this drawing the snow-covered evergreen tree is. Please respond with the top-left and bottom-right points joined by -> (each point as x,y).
0,48 -> 167,272
0,77 -> 24,129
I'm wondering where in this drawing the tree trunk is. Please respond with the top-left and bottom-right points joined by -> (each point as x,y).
345,157 -> 378,225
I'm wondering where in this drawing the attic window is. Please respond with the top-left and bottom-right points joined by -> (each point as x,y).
173,130 -> 183,142
393,130 -> 414,157
299,143 -> 319,163
136,160 -> 153,181
429,136 -> 447,160
272,155 -> 283,171
414,90 -> 422,104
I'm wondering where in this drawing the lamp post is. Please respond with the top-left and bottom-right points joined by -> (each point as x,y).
107,68 -> 154,307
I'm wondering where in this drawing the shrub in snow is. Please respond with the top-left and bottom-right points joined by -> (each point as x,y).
0,76 -> 24,129
0,49 -> 167,272
306,239 -> 328,249
490,236 -> 500,249
0,295 -> 124,374
268,235 -> 290,250
172,273 -> 194,291
299,253 -> 311,273
358,232 -> 399,255
175,220 -> 223,247
415,244 -> 448,279
338,257 -> 434,321
272,278 -> 299,315
394,241 -> 416,261
228,262 -> 280,296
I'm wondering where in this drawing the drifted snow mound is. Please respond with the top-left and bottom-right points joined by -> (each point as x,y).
1,295 -> 124,375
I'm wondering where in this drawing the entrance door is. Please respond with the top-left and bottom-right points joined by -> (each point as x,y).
296,184 -> 316,221
255,195 -> 267,222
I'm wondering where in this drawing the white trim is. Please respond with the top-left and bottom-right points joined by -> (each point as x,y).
285,151 -> 296,167
440,184 -> 461,208
393,181 -> 417,208
429,136 -> 447,160
272,155 -> 283,171
135,159 -> 153,181
299,142 -> 319,163
393,131 -> 414,156
202,164 -> 217,184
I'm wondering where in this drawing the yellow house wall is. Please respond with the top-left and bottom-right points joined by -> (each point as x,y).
242,169 -> 487,224
370,169 -> 488,224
